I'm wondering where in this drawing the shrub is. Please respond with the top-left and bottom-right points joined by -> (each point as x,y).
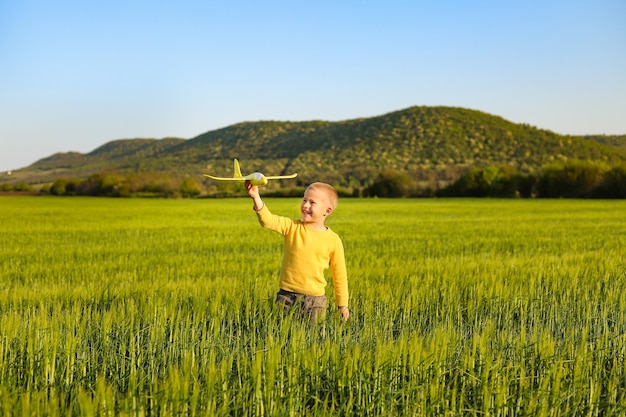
179,177 -> 202,198
436,166 -> 528,197
536,160 -> 608,198
364,169 -> 414,198
50,178 -> 80,196
594,164 -> 626,198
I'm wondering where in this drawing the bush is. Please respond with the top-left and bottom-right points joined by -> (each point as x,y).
179,177 -> 202,198
1,183 -> 36,192
536,160 -> 608,198
364,169 -> 414,198
50,178 -> 81,196
436,166 -> 527,197
78,173 -> 124,196
594,164 -> 626,198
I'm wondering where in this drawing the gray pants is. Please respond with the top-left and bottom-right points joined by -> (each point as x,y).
276,289 -> 328,321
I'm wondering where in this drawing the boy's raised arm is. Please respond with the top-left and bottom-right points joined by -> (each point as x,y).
245,181 -> 264,211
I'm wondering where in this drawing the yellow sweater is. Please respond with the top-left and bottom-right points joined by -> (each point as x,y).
256,205 -> 349,307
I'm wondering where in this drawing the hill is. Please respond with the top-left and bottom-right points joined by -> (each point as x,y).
3,106 -> 626,190
583,135 -> 626,150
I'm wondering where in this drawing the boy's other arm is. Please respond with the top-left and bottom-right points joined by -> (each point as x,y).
338,306 -> 350,321
331,238 -> 350,321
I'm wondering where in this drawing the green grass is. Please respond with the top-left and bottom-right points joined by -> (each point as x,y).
1,197 -> 625,416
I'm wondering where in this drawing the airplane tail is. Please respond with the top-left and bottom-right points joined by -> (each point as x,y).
233,159 -> 242,178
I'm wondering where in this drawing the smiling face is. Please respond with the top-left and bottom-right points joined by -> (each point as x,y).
300,187 -> 333,227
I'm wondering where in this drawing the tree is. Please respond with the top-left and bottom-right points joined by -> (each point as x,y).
594,164 -> 626,198
50,178 -> 71,196
364,169 -> 414,198
179,177 -> 202,198
13,183 -> 35,192
536,160 -> 608,198
436,166 -> 527,197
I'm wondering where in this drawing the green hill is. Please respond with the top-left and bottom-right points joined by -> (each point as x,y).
4,106 -> 626,189
583,135 -> 626,150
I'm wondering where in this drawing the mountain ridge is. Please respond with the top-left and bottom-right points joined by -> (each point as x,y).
3,106 -> 626,188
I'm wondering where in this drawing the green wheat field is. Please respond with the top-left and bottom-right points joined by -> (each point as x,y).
1,196 -> 625,416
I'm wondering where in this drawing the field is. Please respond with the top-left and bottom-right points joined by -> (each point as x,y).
1,196 -> 625,416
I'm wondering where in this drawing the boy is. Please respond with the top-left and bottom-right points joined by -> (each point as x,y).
245,180 -> 350,321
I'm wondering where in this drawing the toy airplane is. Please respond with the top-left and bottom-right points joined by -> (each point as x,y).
203,159 -> 297,186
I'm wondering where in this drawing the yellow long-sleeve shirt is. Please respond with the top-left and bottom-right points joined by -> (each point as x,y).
256,205 -> 349,307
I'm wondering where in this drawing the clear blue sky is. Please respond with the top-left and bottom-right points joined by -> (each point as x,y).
1,0 -> 625,171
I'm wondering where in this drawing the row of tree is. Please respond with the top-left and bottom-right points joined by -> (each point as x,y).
2,160 -> 625,198
436,160 -> 626,198
44,173 -> 203,198
361,160 -> 626,198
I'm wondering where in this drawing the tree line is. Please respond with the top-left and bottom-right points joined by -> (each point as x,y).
2,159 -> 625,199
434,160 -> 626,198
2,173 -> 203,198
362,159 -> 626,198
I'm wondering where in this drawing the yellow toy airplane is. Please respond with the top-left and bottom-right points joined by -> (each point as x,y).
204,159 -> 297,186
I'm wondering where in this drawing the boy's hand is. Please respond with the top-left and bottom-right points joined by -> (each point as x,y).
245,180 -> 259,198
338,306 -> 350,321
245,181 -> 264,211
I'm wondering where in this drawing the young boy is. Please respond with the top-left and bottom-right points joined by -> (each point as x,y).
245,180 -> 350,321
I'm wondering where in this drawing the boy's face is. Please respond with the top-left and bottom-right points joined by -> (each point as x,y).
301,188 -> 332,225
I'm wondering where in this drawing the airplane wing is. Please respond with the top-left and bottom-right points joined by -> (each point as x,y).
265,173 -> 298,180
203,174 -> 247,181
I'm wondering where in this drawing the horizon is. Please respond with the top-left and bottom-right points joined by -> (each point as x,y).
2,0 -> 625,171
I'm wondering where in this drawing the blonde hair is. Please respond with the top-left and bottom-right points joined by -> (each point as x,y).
306,182 -> 339,210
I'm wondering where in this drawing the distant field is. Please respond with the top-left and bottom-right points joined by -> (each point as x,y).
1,197 -> 625,415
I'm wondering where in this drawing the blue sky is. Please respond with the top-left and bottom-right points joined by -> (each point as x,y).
1,0 -> 625,171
